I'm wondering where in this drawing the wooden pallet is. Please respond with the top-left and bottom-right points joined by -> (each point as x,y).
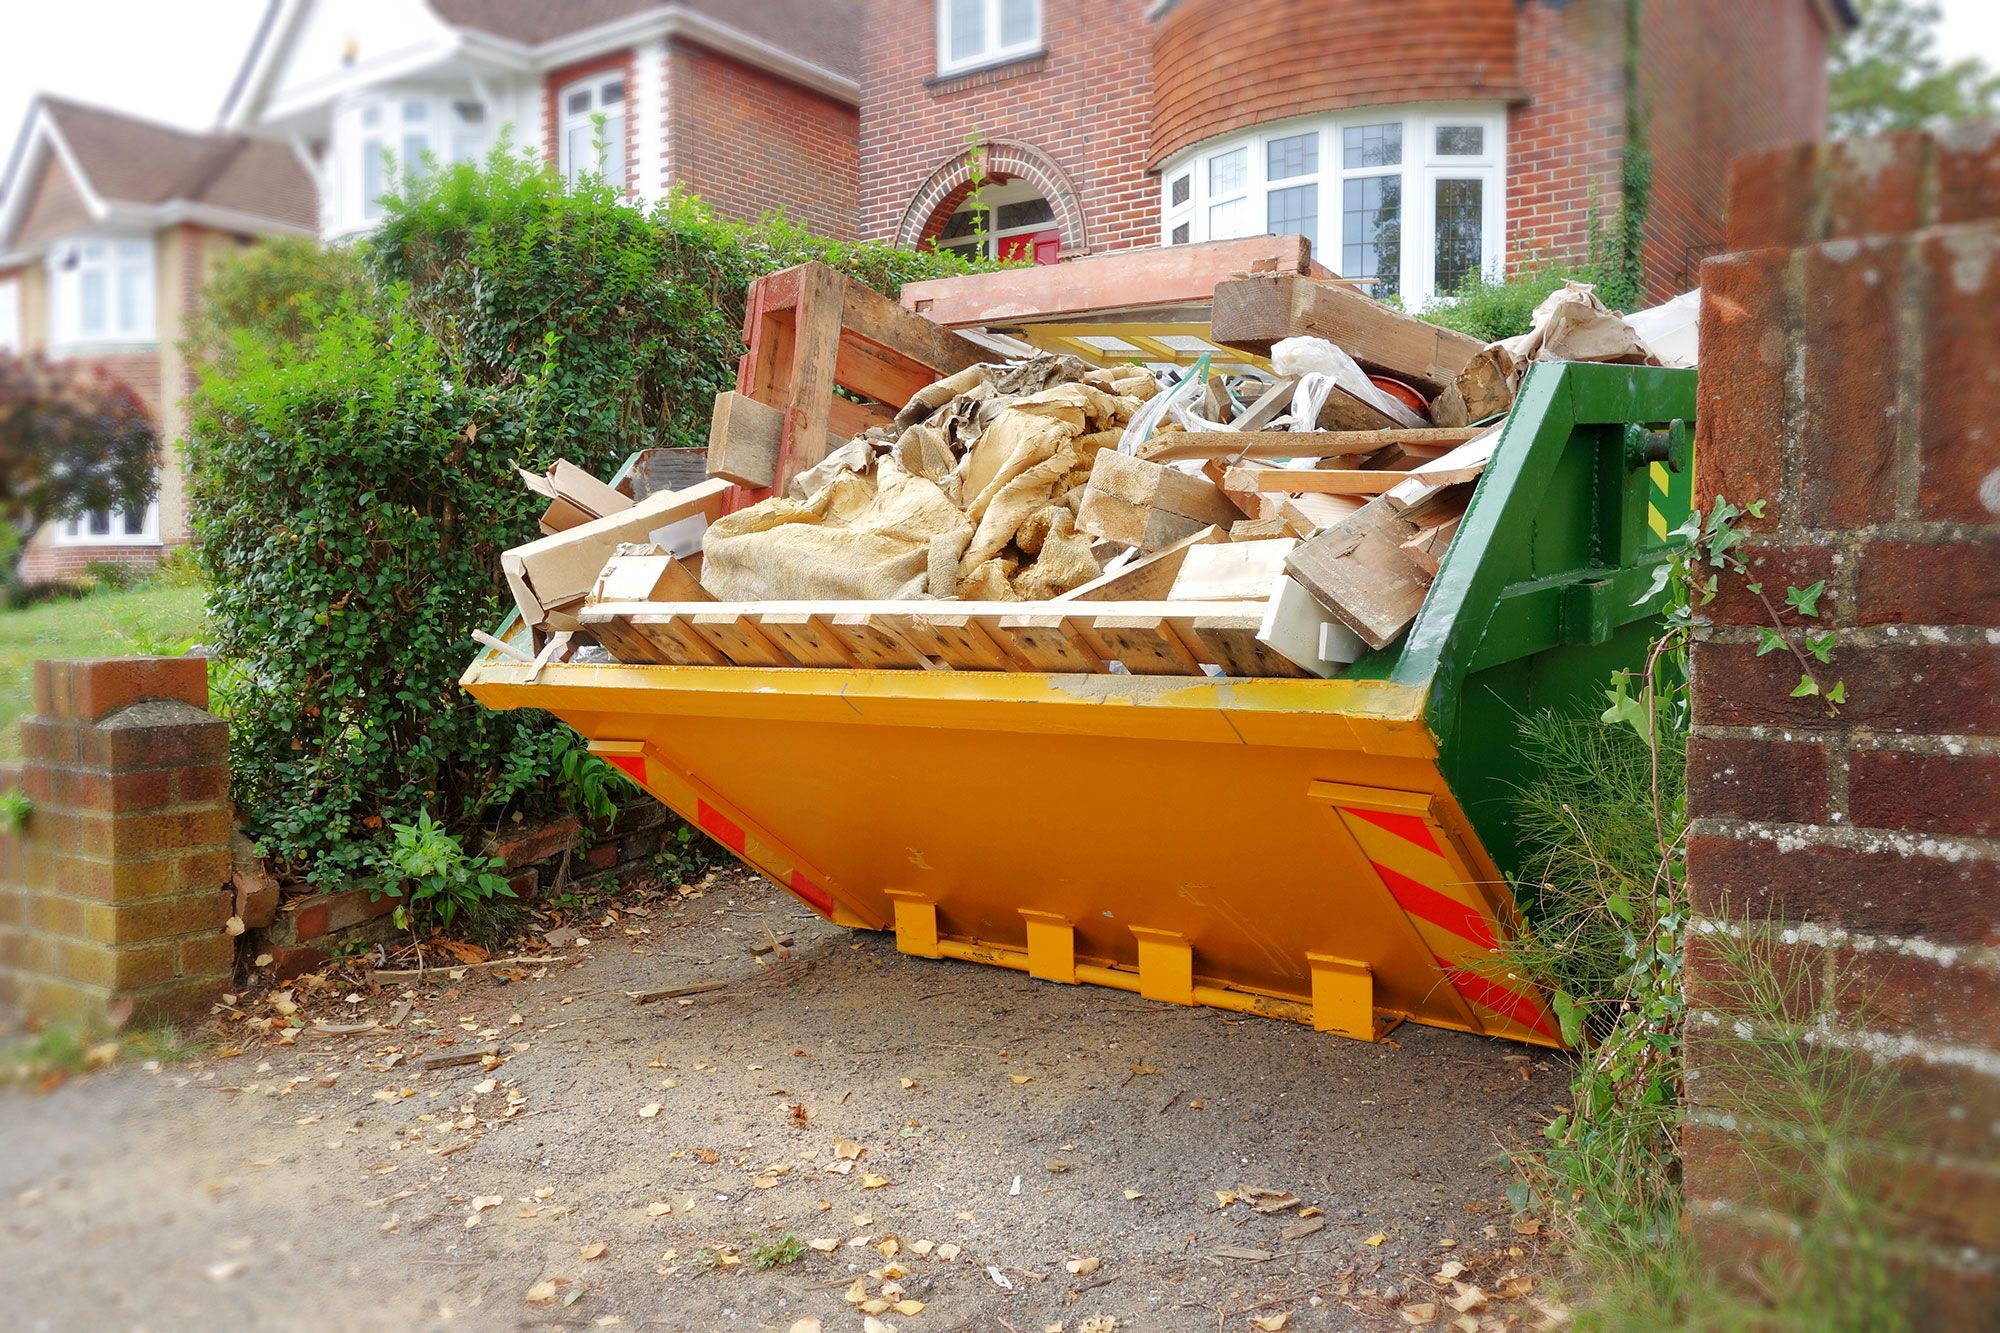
580,599 -> 1312,678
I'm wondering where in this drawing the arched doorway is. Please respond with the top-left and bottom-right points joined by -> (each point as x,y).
896,140 -> 1087,262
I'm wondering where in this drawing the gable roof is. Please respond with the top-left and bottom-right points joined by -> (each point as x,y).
0,96 -> 317,254
428,0 -> 860,81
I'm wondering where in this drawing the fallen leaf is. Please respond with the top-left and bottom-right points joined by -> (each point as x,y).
808,1237 -> 838,1253
646,1202 -> 672,1217
205,1260 -> 247,1283
860,1299 -> 890,1316
1400,1303 -> 1437,1325
1510,1217 -> 1542,1236
900,1078 -> 916,1089
863,1318 -> 896,1333
472,1078 -> 497,1095
894,1300 -> 926,1316
581,1241 -> 608,1260
1066,1256 -> 1101,1276
861,1173 -> 889,1189
1365,1233 -> 1387,1247
470,1195 -> 503,1212
1241,1187 -> 1302,1214
1437,1260 -> 1466,1281
1214,1190 -> 1239,1208
1447,1286 -> 1487,1314
525,1280 -> 558,1304
877,1236 -> 900,1258
789,1320 -> 823,1333
935,1242 -> 961,1261
753,1177 -> 778,1190
637,1104 -> 662,1119
1251,1314 -> 1291,1332
1079,1318 -> 1118,1333
695,1148 -> 719,1165
844,1278 -> 868,1304
1009,1074 -> 1033,1085
1123,1190 -> 1145,1201
835,1138 -> 866,1161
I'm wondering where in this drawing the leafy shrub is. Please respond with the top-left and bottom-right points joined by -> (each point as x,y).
376,809 -> 517,931
192,151 -> 989,888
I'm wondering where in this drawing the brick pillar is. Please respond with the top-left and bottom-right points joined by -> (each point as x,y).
1687,123 -> 2000,1312
0,658 -> 235,1025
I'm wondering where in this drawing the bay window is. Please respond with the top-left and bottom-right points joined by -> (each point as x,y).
1159,105 -> 1505,309
558,73 -> 627,189
49,236 -> 153,345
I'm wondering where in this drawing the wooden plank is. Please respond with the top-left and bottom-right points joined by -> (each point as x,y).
837,273 -> 990,377
689,612 -> 797,668
918,613 -> 1019,671
1082,616 -> 1204,676
1210,273 -> 1484,397
899,235 -> 1321,328
590,616 -> 666,664
1384,433 -> 1499,508
1168,538 -> 1298,601
1076,451 -> 1246,551
1222,466 -> 1414,496
705,390 -> 782,488
829,614 -> 934,669
1283,489 -> 1465,650
1139,426 -> 1484,463
992,614 -> 1104,672
1057,524 -> 1227,601
1229,516 -> 1294,540
629,616 -> 728,666
586,598 -> 1312,623
1184,615 -> 1310,678
588,547 -> 710,606
501,479 -> 732,628
759,613 -> 862,668
775,261 -> 846,490
826,393 -> 895,441
1230,376 -> 1298,432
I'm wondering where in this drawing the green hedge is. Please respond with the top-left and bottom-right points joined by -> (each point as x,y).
190,153 -> 988,887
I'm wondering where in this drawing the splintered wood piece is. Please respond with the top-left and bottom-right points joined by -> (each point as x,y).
829,614 -> 935,669
1230,517 -> 1294,540
993,614 -> 1104,672
1401,513 -> 1463,578
1222,466 -> 1414,496
917,613 -> 1018,671
1184,615 -> 1310,678
1210,273 -> 1483,397
759,613 -> 862,668
589,548 -> 711,606
688,613 -> 796,667
1057,524 -> 1227,601
1082,616 -> 1203,676
1168,538 -> 1298,601
1140,428 -> 1471,463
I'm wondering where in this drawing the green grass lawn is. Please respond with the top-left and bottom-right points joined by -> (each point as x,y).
0,580 -> 209,760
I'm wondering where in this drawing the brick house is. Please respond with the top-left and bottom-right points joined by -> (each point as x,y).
866,0 -> 1857,304
221,0 -> 864,242
0,98 -> 317,584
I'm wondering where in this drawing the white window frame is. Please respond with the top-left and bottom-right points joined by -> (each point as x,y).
934,178 -> 1058,261
1157,104 -> 1507,310
53,495 -> 160,547
557,72 -> 628,190
936,0 -> 1043,76
334,91 -> 492,235
47,235 -> 154,347
0,277 -> 19,356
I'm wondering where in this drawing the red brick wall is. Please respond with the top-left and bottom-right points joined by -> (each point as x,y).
1637,0 -> 1838,298
1506,0 -> 1627,275
1150,0 -> 1523,170
1686,123 -> 2000,1320
859,0 -> 1154,255
544,52 -> 640,195
668,43 -> 859,239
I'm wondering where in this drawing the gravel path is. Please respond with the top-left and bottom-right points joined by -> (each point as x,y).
1,869 -> 1564,1332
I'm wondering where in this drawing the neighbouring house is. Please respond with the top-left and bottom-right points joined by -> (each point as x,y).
864,0 -> 1858,303
221,0 -> 863,241
0,97 -> 316,584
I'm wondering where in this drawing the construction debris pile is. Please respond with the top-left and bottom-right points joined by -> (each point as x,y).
494,252 -> 1663,681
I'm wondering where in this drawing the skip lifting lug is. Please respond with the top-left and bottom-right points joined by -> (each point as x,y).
1624,419 -> 1690,473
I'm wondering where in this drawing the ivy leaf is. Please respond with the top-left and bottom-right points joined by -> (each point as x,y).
1826,680 -> 1847,706
1784,580 -> 1826,618
1790,674 -> 1821,698
1755,627 -> 1786,656
1606,892 -> 1634,924
1805,629 -> 1838,663
1634,561 -> 1673,608
1744,581 -> 1762,596
1745,498 -> 1767,518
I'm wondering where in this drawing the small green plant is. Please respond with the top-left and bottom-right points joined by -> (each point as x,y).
751,1233 -> 805,1270
374,809 -> 517,932
0,788 -> 31,834
653,819 -> 724,886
